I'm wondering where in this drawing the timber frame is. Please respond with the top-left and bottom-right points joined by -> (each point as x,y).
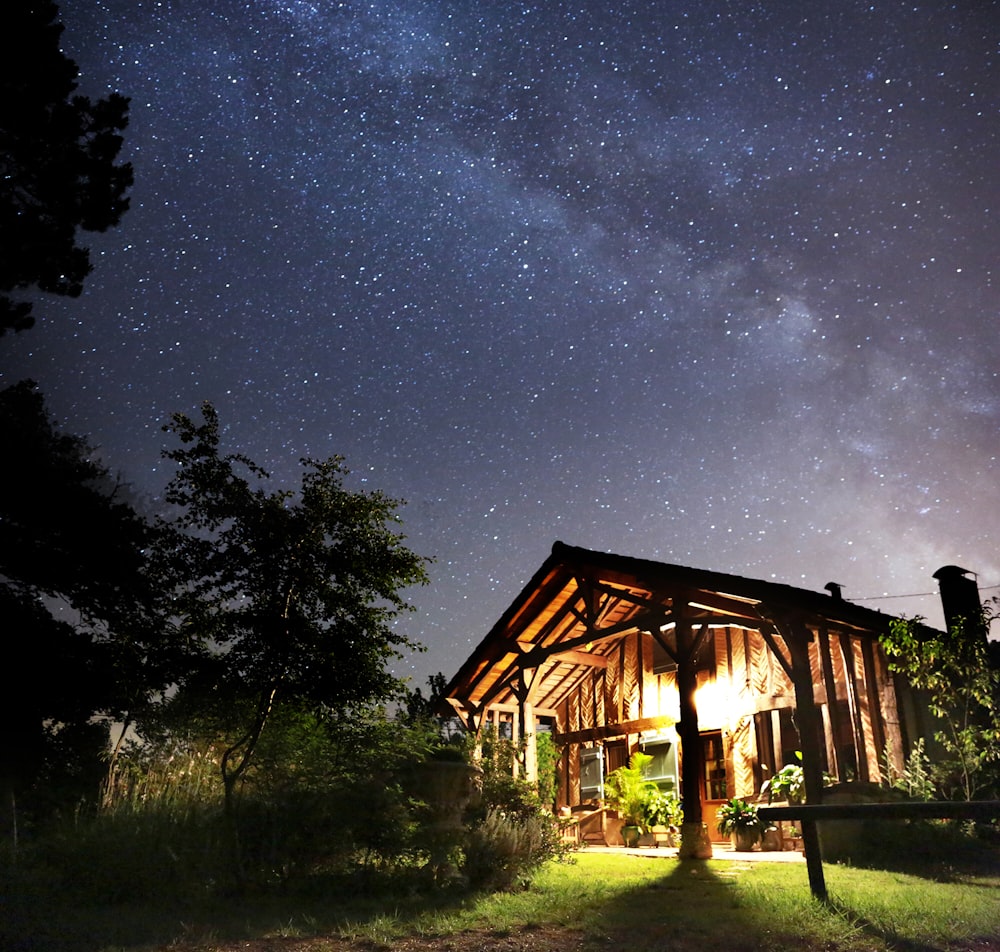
443,541 -> 934,857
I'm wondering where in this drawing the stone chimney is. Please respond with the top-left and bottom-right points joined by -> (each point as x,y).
932,565 -> 986,643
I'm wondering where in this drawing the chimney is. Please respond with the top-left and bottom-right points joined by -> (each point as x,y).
932,565 -> 985,643
824,582 -> 843,601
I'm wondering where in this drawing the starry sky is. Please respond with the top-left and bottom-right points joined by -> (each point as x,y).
3,0 -> 998,685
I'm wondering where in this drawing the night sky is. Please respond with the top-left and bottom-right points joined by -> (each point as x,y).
3,1 -> 998,686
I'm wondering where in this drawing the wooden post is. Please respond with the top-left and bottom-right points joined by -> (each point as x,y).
783,624 -> 827,902
514,670 -> 538,783
785,621 -> 827,901
676,615 -> 712,859
522,700 -> 537,783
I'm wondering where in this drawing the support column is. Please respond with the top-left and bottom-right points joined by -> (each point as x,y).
521,700 -> 537,783
676,615 -> 712,859
786,621 -> 827,901
514,670 -> 538,784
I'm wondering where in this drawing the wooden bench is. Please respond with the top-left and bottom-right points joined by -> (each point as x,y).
758,799 -> 1000,899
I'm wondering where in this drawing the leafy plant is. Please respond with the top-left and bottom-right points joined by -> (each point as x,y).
463,806 -> 563,892
643,788 -> 683,828
534,730 -> 559,809
761,751 -> 837,803
761,753 -> 805,803
603,752 -> 659,830
715,798 -> 763,841
464,733 -> 567,891
881,738 -> 936,801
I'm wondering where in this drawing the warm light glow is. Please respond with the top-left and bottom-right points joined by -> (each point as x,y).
694,679 -> 728,728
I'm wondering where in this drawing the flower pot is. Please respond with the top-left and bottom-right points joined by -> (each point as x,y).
760,825 -> 782,851
621,825 -> 641,848
732,829 -> 758,852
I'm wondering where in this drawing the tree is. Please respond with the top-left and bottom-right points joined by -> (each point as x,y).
0,1 -> 132,333
881,611 -> 1000,801
0,382 -> 167,839
157,403 -> 430,830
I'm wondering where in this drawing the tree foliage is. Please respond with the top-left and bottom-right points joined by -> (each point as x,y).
0,382 -> 166,824
0,0 -> 132,333
881,611 -> 1000,800
156,403 -> 430,816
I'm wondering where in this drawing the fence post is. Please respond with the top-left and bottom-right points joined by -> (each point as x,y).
785,622 -> 828,901
799,819 -> 826,901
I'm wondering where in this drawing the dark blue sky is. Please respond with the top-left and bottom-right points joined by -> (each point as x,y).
3,0 -> 998,685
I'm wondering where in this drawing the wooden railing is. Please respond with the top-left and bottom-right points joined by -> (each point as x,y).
757,800 -> 1000,900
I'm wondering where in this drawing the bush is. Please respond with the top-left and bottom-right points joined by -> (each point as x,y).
463,806 -> 563,891
462,752 -> 567,892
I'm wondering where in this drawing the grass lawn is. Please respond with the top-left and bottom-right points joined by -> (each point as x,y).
4,851 -> 999,951
415,852 -> 1000,952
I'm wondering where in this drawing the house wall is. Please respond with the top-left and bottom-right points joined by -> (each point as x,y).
552,624 -> 910,813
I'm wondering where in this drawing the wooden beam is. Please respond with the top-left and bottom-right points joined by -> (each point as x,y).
817,626 -> 844,780
676,616 -> 703,824
759,624 -> 794,681
649,627 -> 677,663
517,611 -> 662,666
759,800 -> 1000,822
553,715 -> 676,747
444,698 -> 483,736
676,619 -> 711,666
477,702 -> 559,718
839,633 -> 870,782
550,648 -> 609,668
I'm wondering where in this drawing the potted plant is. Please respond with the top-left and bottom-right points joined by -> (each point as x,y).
715,797 -> 763,851
604,752 -> 658,847
643,788 -> 683,847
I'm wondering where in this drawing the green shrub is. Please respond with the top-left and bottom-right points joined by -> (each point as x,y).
881,738 -> 936,801
464,806 -> 563,891
535,730 -> 559,809
462,751 -> 567,892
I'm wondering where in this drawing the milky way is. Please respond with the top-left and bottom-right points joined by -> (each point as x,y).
3,0 -> 998,683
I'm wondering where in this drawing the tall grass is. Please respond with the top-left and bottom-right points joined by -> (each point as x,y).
30,745 -> 227,902
102,744 -> 220,816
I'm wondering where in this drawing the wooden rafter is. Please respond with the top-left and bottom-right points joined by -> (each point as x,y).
758,623 -> 794,681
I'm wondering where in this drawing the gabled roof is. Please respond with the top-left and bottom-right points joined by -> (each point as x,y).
444,541 -> 902,718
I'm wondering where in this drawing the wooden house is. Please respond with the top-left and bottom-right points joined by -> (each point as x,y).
442,542 -> 971,855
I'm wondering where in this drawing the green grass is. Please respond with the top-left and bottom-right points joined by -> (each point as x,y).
401,855 -> 1000,951
4,851 -> 999,951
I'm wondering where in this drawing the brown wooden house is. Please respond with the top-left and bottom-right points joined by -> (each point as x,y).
442,542 -> 959,855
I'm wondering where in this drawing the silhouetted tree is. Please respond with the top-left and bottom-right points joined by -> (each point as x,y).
0,1 -> 132,333
0,382 -> 169,839
156,403 -> 430,870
